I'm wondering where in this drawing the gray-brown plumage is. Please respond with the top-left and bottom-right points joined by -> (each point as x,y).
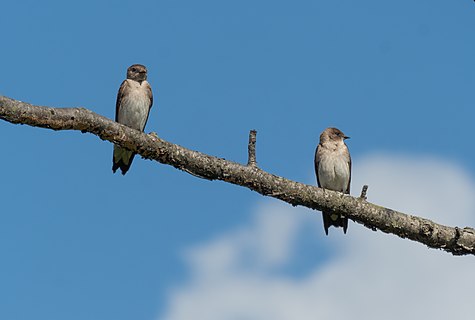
112,64 -> 153,175
314,127 -> 351,235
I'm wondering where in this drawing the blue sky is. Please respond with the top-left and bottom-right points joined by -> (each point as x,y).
1,1 -> 475,319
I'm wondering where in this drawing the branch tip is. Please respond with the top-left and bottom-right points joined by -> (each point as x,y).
247,129 -> 257,167
360,185 -> 369,200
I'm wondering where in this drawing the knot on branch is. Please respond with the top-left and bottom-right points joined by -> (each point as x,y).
420,222 -> 434,238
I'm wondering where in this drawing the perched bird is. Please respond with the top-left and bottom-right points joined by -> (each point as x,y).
112,64 -> 153,175
314,127 -> 351,235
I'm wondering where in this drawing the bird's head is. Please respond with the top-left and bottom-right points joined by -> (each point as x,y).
320,127 -> 350,143
127,64 -> 148,82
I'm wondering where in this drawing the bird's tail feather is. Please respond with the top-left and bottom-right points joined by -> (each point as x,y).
322,211 -> 348,235
112,146 -> 136,175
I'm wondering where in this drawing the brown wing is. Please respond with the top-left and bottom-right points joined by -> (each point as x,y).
115,80 -> 128,122
146,81 -> 153,109
143,81 -> 153,127
314,144 -> 322,188
346,149 -> 352,195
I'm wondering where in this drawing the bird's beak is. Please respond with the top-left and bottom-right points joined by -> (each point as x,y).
344,136 -> 350,140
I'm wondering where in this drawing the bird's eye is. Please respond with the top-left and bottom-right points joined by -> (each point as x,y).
131,68 -> 136,72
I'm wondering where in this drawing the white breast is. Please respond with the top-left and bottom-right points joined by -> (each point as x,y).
318,149 -> 350,193
118,80 -> 151,131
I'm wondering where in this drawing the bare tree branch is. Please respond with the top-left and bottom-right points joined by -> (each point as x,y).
1,95 -> 475,256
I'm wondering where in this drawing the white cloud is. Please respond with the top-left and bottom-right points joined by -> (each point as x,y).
159,154 -> 475,320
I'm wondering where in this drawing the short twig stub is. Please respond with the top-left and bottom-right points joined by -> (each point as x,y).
359,185 -> 369,200
247,129 -> 257,167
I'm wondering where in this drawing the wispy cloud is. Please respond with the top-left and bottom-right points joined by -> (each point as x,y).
160,154 -> 475,320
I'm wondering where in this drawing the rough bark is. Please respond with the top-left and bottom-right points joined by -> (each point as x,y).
1,95 -> 474,256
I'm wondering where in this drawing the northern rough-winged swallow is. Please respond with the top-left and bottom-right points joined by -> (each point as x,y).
314,127 -> 351,235
112,64 -> 153,175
